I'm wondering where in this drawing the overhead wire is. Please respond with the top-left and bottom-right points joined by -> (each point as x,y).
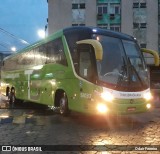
0,27 -> 30,45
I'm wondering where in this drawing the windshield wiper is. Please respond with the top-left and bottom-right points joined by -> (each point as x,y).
127,57 -> 144,87
116,57 -> 128,89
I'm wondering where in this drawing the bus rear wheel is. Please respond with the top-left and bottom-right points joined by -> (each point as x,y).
59,94 -> 69,116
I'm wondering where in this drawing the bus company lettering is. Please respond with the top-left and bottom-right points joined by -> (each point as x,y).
80,93 -> 91,99
120,93 -> 141,98
12,146 -> 42,152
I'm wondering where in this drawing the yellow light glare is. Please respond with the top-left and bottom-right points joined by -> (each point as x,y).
143,92 -> 152,101
146,103 -> 151,109
101,91 -> 114,102
97,104 -> 108,113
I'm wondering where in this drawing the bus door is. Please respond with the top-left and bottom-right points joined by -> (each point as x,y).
25,70 -> 33,100
76,40 -> 103,110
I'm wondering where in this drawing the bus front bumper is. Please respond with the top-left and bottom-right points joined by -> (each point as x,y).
96,99 -> 152,115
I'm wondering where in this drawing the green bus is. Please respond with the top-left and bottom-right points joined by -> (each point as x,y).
1,27 -> 159,115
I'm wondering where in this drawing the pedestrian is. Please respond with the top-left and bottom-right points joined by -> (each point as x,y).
9,86 -> 15,108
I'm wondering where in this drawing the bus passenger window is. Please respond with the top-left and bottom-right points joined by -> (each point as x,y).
34,46 -> 46,65
39,45 -> 47,64
46,38 -> 67,66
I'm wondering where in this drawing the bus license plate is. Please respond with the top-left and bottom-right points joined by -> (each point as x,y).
127,107 -> 136,112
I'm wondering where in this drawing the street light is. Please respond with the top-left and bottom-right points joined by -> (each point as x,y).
38,29 -> 45,39
11,46 -> 16,52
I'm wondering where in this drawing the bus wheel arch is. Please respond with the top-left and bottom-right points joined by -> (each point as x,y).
54,89 -> 69,116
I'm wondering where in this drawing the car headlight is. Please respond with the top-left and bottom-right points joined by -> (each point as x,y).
143,92 -> 152,101
101,91 -> 114,102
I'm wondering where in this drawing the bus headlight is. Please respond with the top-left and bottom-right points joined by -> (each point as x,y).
101,91 -> 114,102
143,92 -> 152,101
97,103 -> 108,113
146,103 -> 151,109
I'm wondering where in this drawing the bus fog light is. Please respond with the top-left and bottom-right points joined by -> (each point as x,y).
146,103 -> 151,109
97,103 -> 108,113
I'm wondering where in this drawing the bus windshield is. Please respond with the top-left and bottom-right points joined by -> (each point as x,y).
93,35 -> 149,91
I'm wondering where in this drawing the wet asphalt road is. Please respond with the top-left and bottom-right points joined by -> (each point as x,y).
0,95 -> 160,154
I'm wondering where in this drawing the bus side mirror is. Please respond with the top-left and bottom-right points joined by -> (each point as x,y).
76,39 -> 103,61
141,48 -> 159,66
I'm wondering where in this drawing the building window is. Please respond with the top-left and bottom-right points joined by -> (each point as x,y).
140,3 -> 146,8
140,43 -> 147,48
133,2 -> 147,8
97,5 -> 108,14
72,23 -> 85,26
79,3 -> 85,9
72,4 -> 78,9
133,23 -> 139,29
72,3 -> 85,9
133,23 -> 147,29
110,25 -> 120,32
110,4 -> 120,14
140,23 -> 147,28
133,3 -> 139,8
115,6 -> 120,14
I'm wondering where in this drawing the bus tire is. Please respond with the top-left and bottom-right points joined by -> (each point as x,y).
59,93 -> 69,116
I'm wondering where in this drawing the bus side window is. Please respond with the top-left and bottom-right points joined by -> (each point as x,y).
39,45 -> 47,64
46,41 -> 56,64
34,46 -> 46,65
46,38 -> 67,66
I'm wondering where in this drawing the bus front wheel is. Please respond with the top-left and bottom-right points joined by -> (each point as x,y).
59,94 -> 69,116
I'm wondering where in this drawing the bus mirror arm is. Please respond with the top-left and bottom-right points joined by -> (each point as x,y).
141,48 -> 160,66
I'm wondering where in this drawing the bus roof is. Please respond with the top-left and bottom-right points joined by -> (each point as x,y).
63,26 -> 135,41
3,26 -> 135,61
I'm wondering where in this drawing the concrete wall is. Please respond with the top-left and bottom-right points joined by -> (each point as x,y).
146,0 -> 158,51
48,0 -> 97,35
121,0 -> 133,36
85,0 -> 97,27
48,0 -> 72,35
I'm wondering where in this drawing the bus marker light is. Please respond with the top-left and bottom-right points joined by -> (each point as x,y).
97,103 -> 108,113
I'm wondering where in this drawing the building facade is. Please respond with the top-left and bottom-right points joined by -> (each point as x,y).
47,0 -> 159,62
